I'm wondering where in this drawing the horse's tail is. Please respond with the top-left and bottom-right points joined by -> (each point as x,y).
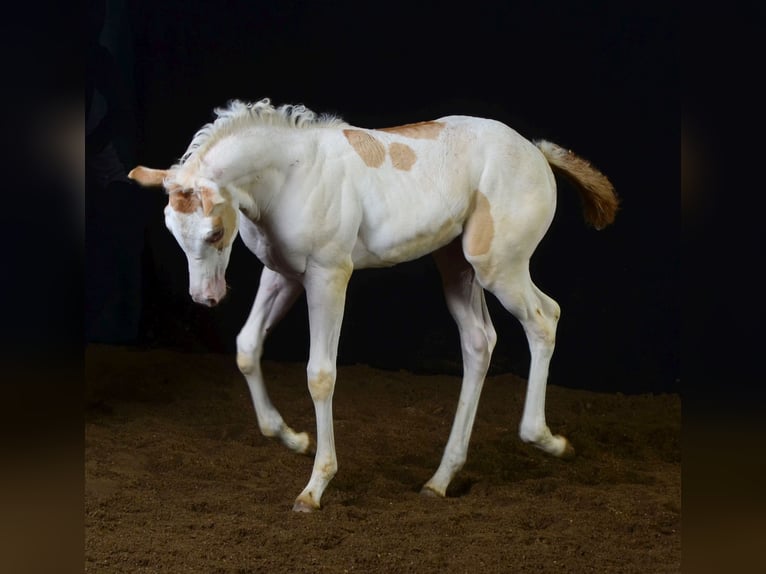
534,140 -> 619,230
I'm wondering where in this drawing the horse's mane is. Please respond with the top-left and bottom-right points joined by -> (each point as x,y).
177,98 -> 347,166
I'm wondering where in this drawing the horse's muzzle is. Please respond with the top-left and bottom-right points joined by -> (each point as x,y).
191,286 -> 227,307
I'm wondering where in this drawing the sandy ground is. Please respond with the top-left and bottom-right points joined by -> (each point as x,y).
85,345 -> 680,573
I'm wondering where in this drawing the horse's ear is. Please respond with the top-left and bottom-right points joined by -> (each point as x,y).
200,185 -> 225,216
128,166 -> 169,187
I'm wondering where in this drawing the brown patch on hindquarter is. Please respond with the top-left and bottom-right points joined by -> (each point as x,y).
389,142 -> 417,170
343,129 -> 386,167
464,191 -> 495,256
168,191 -> 201,214
379,121 -> 445,139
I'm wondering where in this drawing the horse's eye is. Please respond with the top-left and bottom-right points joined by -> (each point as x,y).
206,229 -> 224,244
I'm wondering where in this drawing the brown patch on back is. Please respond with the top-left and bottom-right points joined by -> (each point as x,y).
464,191 -> 495,257
168,191 -> 200,214
343,129 -> 386,167
379,121 -> 445,139
389,142 -> 417,171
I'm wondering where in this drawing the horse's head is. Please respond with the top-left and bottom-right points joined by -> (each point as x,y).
128,166 -> 239,307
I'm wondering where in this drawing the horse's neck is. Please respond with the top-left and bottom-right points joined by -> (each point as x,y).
204,127 -> 317,213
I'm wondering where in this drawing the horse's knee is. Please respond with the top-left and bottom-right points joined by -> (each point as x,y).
236,351 -> 256,375
307,363 -> 336,402
236,335 -> 262,376
464,327 -> 492,366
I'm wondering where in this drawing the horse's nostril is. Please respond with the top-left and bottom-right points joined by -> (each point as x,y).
205,298 -> 218,307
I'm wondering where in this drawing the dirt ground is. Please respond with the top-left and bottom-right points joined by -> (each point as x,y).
85,344 -> 681,574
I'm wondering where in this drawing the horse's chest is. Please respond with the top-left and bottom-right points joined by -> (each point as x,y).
238,214 -> 305,277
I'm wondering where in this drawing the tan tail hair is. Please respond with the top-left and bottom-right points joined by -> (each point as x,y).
535,140 -> 619,230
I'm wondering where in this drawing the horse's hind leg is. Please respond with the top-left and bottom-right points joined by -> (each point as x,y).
422,239 -> 497,497
236,266 -> 312,454
479,260 -> 574,458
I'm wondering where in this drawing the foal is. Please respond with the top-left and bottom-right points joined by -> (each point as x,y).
129,98 -> 618,511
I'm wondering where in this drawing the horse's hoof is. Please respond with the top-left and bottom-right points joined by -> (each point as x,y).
292,496 -> 319,513
293,499 -> 319,512
420,485 -> 444,498
559,438 -> 576,460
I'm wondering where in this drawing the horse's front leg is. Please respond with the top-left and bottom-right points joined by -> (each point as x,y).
292,262 -> 352,512
236,266 -> 310,453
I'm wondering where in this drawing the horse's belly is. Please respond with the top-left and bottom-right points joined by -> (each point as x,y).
353,218 -> 463,268
353,177 -> 471,267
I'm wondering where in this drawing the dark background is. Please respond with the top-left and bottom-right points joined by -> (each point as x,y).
86,0 -> 679,395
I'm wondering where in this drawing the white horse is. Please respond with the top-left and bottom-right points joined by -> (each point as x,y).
129,98 -> 618,512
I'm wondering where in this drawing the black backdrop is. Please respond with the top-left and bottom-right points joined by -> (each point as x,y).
86,0 -> 679,395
